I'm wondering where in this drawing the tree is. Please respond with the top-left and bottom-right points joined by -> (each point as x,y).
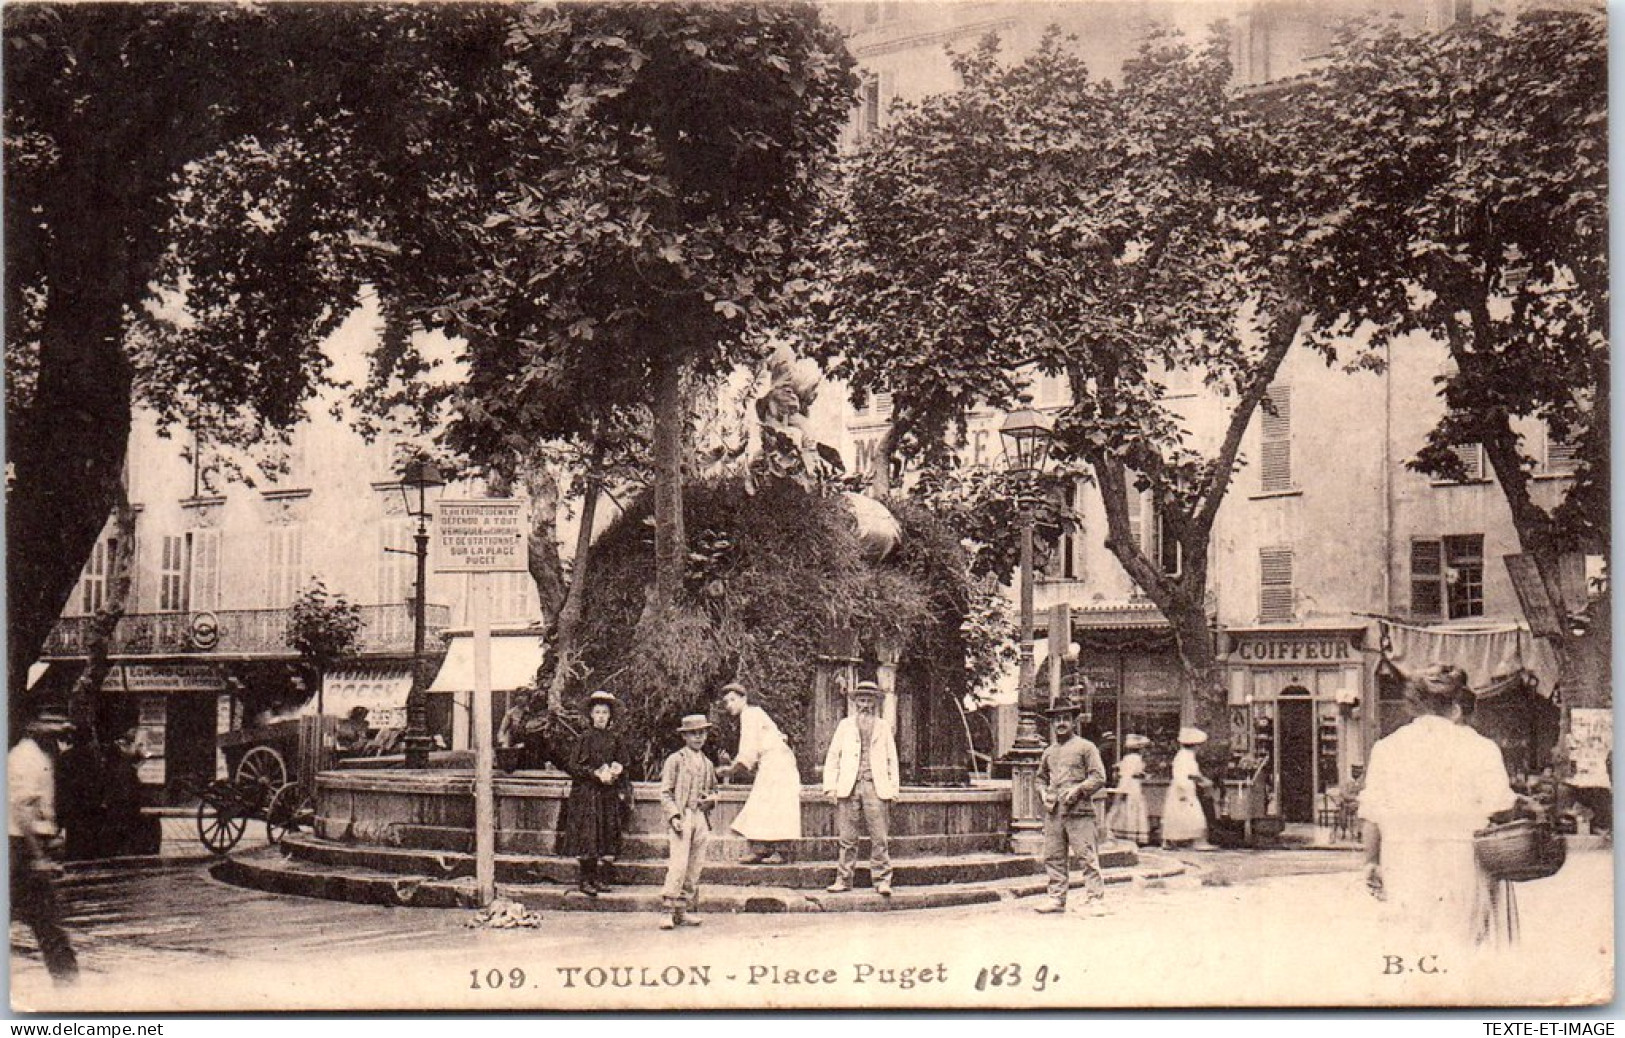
386,4 -> 858,630
3,3 -> 519,702
7,3 -> 857,720
285,581 -> 365,714
808,29 -> 1311,750
1278,10 -> 1607,684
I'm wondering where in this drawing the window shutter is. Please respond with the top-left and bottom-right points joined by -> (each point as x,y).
266,529 -> 284,606
1410,539 -> 1444,617
287,526 -> 305,602
1259,548 -> 1294,622
160,535 -> 185,612
1545,428 -> 1579,475
1125,485 -> 1145,556
1260,386 -> 1292,493
190,529 -> 221,611
1450,443 -> 1484,482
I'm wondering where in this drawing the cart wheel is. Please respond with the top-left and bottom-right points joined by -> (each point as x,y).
196,793 -> 248,856
266,783 -> 310,845
235,746 -> 288,792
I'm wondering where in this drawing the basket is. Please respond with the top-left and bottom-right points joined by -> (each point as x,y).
1473,818 -> 1566,882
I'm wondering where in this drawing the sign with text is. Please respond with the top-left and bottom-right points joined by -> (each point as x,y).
102,662 -> 227,693
1228,632 -> 1357,665
433,499 -> 527,573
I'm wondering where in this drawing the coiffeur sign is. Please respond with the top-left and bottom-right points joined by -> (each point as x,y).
1231,633 -> 1356,664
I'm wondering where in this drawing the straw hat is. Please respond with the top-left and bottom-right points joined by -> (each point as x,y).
1124,733 -> 1151,750
849,680 -> 883,699
675,714 -> 713,734
586,690 -> 619,710
1177,726 -> 1208,746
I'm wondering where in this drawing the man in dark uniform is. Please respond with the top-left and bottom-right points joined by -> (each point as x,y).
1034,697 -> 1108,916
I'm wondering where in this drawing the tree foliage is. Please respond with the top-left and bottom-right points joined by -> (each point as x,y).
1275,10 -> 1607,563
803,27 -> 1311,748
4,3 -> 516,695
285,580 -> 365,688
3,4 -> 856,701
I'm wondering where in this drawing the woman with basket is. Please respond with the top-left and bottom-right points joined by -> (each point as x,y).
1359,665 -> 1521,947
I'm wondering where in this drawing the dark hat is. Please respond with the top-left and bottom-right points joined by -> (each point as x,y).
718,682 -> 749,699
586,690 -> 618,710
1045,698 -> 1082,717
850,680 -> 883,699
675,713 -> 712,734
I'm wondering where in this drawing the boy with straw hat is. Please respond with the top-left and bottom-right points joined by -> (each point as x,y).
657,714 -> 719,930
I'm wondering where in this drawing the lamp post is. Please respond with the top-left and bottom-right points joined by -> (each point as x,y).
999,407 -> 1054,855
396,456 -> 445,769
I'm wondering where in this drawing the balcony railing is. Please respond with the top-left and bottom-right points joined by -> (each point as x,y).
41,603 -> 452,659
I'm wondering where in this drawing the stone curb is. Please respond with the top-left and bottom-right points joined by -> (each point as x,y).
212,848 -> 1188,915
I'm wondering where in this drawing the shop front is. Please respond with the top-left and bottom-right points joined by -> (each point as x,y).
1223,626 -> 1371,824
100,661 -> 230,806
1059,609 -> 1184,780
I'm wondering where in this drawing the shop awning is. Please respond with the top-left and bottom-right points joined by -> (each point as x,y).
313,665 -> 413,727
427,633 -> 545,694
1378,619 -> 1560,698
1068,602 -> 1169,630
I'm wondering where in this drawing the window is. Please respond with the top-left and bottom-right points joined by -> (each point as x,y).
1259,385 -> 1292,493
860,76 -> 881,137
1125,484 -> 1180,578
79,537 -> 121,615
1154,510 -> 1183,579
376,518 -> 414,605
1259,548 -> 1294,623
1045,480 -> 1085,582
189,529 -> 222,612
1543,426 -> 1579,476
159,535 -> 189,613
266,525 -> 305,607
1448,443 -> 1486,482
1410,534 -> 1485,619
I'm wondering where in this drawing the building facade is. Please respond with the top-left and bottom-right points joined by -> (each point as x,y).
827,0 -> 1585,821
36,402 -> 545,803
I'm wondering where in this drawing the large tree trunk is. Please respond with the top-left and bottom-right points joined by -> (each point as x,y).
646,357 -> 688,620
517,453 -> 566,625
548,459 -> 602,710
66,484 -> 138,740
8,207 -> 138,722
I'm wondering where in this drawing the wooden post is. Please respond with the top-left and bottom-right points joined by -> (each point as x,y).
471,573 -> 496,906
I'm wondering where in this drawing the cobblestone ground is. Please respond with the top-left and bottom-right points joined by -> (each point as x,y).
11,847 -> 1612,1012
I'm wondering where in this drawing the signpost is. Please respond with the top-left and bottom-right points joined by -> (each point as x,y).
434,498 -> 526,907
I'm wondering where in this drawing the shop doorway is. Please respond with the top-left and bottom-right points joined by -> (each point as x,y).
165,695 -> 218,806
1277,688 -> 1314,822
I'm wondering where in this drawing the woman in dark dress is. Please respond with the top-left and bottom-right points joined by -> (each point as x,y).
558,691 -> 631,897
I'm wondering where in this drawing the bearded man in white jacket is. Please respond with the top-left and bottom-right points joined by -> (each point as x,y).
821,680 -> 900,896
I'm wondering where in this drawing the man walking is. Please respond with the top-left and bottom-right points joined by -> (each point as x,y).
821,680 -> 899,896
1034,698 -> 1108,916
10,702 -> 80,984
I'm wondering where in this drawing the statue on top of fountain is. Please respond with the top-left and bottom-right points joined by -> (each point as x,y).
747,343 -> 901,563
747,343 -> 846,496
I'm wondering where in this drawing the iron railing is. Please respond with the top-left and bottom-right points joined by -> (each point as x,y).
41,602 -> 451,658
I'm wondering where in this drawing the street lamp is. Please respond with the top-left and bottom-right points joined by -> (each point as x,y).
999,407 -> 1054,855
396,456 -> 445,769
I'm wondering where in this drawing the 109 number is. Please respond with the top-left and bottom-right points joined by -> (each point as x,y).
470,967 -> 527,990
